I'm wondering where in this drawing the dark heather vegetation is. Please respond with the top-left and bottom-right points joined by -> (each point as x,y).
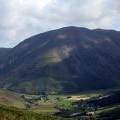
0,27 -> 120,94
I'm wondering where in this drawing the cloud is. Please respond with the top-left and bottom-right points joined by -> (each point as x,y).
0,0 -> 120,47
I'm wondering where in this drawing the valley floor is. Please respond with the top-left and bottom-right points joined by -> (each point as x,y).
0,89 -> 120,120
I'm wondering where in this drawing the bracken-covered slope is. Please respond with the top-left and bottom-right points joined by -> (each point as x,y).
0,26 -> 120,94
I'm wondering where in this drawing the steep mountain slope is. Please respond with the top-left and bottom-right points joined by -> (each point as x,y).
0,48 -> 11,62
0,26 -> 120,94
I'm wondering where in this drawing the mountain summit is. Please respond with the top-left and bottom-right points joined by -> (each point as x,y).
0,27 -> 120,94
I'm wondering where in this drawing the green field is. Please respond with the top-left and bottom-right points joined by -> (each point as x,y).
0,89 -> 102,112
0,89 -> 120,120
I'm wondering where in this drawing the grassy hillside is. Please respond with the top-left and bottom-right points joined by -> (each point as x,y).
0,104 -> 69,120
0,89 -> 26,108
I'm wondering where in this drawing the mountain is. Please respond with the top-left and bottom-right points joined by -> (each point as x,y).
0,48 -> 11,61
0,26 -> 120,94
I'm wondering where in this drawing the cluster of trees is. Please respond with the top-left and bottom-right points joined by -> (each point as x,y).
97,106 -> 120,120
55,99 -> 96,120
21,93 -> 49,109
87,91 -> 120,108
56,91 -> 120,119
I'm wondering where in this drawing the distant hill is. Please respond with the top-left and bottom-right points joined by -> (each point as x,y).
0,26 -> 120,94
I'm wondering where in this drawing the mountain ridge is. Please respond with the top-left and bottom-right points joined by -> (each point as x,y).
0,26 -> 120,94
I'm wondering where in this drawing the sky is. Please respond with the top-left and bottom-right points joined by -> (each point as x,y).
0,0 -> 120,48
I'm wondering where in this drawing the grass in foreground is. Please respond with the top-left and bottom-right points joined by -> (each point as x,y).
0,104 -> 69,120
